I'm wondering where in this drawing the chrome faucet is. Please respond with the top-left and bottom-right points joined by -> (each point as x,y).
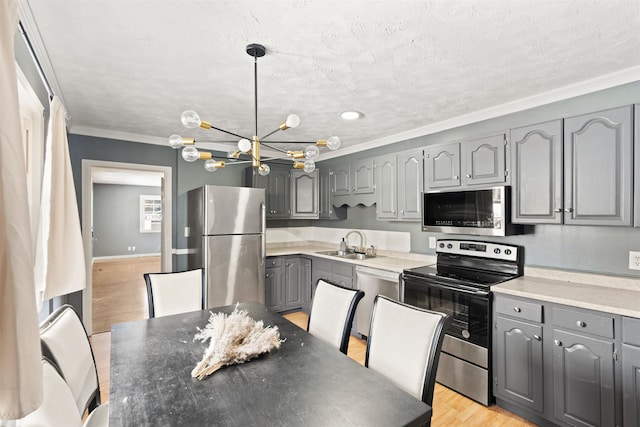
344,230 -> 365,253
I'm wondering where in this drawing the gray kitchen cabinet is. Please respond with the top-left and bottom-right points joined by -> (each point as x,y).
377,150 -> 423,221
333,163 -> 351,196
510,120 -> 563,224
300,257 -> 312,314
634,104 -> 640,228
245,165 -> 290,219
332,158 -> 376,206
494,296 -> 544,413
310,257 -> 355,301
376,154 -> 397,219
283,257 -> 303,310
351,159 -> 375,194
563,105 -> 633,226
265,257 -> 283,312
318,167 -> 347,220
462,133 -> 507,186
623,316 -> 640,427
425,142 -> 461,189
290,169 -> 319,219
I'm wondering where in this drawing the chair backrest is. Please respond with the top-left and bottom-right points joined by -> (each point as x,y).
307,279 -> 364,354
16,358 -> 84,427
17,358 -> 108,427
144,268 -> 205,318
365,295 -> 451,406
39,304 -> 100,416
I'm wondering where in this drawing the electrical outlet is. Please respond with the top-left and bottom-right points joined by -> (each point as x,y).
184,226 -> 190,238
629,251 -> 640,270
132,246 -> 135,252
127,246 -> 132,252
429,236 -> 436,249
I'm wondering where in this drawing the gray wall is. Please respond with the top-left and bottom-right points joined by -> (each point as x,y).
92,184 -> 161,257
297,82 -> 640,278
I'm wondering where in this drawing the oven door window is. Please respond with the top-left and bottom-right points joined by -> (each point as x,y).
403,278 -> 489,348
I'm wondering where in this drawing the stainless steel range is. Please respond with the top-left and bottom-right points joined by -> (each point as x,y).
402,239 -> 523,405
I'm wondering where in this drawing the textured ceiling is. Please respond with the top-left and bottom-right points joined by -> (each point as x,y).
20,0 -> 640,158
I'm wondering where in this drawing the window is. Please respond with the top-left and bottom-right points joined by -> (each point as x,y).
140,195 -> 162,233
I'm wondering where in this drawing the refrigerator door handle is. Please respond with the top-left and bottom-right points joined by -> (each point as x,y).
260,202 -> 266,266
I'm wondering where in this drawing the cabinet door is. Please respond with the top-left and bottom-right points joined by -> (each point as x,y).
398,149 -> 423,221
495,316 -> 544,413
351,159 -> 375,194
511,120 -> 563,224
563,105 -> 633,226
333,163 -> 350,196
552,329 -> 616,427
290,170 -> 318,219
376,155 -> 397,219
425,142 -> 461,188
300,258 -> 312,314
623,343 -> 640,427
283,258 -> 302,310
311,258 -> 332,302
318,168 -> 333,219
462,133 -> 506,186
633,104 -> 639,227
265,267 -> 283,312
267,167 -> 290,219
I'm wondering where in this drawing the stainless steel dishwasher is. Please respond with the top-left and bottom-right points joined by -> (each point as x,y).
355,266 -> 401,338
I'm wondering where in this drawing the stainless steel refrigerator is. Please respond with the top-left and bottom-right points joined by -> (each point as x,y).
186,185 -> 265,308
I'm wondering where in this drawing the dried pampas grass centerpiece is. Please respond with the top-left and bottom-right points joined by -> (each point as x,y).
191,304 -> 284,380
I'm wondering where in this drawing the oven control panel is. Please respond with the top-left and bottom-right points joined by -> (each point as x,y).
436,239 -> 519,262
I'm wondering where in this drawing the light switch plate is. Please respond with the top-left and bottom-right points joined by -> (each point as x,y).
629,251 -> 640,270
429,236 -> 436,249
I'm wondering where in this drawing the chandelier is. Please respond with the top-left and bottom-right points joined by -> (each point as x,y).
168,43 -> 341,176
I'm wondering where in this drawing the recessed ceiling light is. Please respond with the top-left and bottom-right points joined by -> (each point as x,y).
340,110 -> 363,120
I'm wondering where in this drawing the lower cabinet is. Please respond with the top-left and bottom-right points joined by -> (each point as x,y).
494,294 -> 624,427
310,257 -> 355,301
265,256 -> 311,313
623,317 -> 640,427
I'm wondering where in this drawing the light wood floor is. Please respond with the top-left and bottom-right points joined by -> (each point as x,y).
90,309 -> 537,426
91,256 -> 160,333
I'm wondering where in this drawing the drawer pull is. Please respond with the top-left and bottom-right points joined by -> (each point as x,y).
554,340 -> 562,347
576,320 -> 586,328
513,307 -> 521,313
533,335 -> 541,341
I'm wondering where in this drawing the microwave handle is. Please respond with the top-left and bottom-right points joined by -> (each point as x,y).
404,277 -> 490,297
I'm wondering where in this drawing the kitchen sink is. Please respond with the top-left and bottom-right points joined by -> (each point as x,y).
315,250 -> 381,260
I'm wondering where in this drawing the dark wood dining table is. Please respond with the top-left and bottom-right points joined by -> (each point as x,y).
109,302 -> 431,426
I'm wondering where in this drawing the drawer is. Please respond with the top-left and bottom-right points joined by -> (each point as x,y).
552,307 -> 614,339
332,262 -> 354,278
623,316 -> 640,346
266,257 -> 282,268
312,257 -> 332,274
495,296 -> 543,323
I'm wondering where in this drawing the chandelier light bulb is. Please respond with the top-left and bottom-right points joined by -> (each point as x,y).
285,114 -> 300,129
304,145 -> 319,159
204,159 -> 220,172
181,146 -> 199,162
326,136 -> 341,150
238,138 -> 252,153
258,164 -> 271,176
169,134 -> 184,149
181,110 -> 202,129
303,160 -> 316,173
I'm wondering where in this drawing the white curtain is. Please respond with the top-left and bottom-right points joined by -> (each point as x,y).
0,0 -> 43,419
34,96 -> 86,304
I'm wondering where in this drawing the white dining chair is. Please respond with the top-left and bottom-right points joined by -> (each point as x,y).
307,279 -> 364,354
144,268 -> 205,318
39,304 -> 101,417
16,358 -> 108,427
365,295 -> 451,412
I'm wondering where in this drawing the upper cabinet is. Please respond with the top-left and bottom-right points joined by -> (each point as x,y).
425,133 -> 508,190
245,165 -> 290,219
511,120 -> 563,224
290,170 -> 318,219
563,105 -> 633,226
333,158 -> 376,206
376,149 -> 423,221
511,105 -> 634,227
634,104 -> 639,228
318,167 -> 347,220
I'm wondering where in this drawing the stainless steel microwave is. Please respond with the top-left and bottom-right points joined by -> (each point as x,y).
422,186 -> 522,236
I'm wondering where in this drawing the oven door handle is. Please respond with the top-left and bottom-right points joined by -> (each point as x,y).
405,279 -> 490,297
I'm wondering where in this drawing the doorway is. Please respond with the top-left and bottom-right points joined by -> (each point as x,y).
81,160 -> 172,334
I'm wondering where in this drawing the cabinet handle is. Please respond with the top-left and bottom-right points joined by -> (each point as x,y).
533,335 -> 541,341
576,320 -> 586,328
554,208 -> 562,212
554,340 -> 562,346
466,174 -> 471,178
564,208 -> 573,213
513,307 -> 521,313
453,175 -> 459,180
400,210 -> 404,214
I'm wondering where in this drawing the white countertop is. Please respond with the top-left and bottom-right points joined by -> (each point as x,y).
266,241 -> 435,274
493,268 -> 640,319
